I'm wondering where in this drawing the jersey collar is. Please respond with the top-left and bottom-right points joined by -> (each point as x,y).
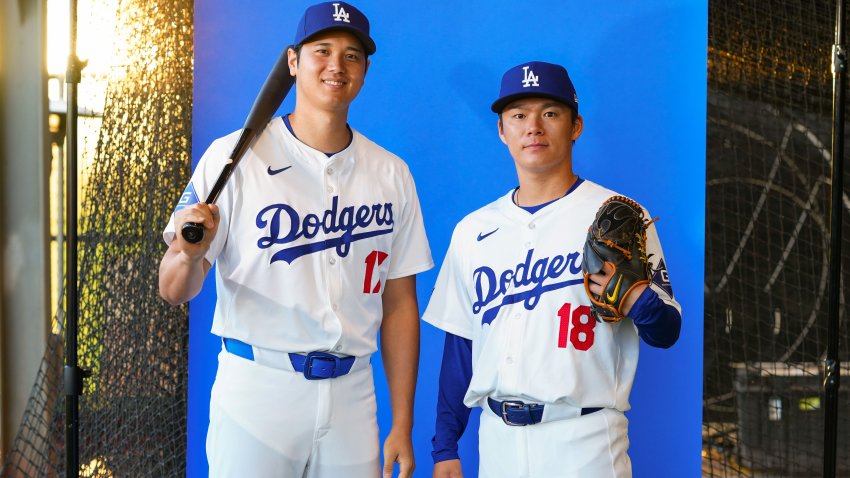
280,113 -> 355,160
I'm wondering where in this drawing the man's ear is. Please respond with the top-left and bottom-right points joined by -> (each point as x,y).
571,114 -> 584,141
287,47 -> 298,77
498,118 -> 507,145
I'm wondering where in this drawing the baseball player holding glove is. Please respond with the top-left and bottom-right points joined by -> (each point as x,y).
424,61 -> 682,477
159,3 -> 433,477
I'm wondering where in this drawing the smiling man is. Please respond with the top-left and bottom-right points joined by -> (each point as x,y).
159,3 -> 433,477
424,61 -> 682,477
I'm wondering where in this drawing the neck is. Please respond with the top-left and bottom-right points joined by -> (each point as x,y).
288,107 -> 350,153
515,167 -> 577,207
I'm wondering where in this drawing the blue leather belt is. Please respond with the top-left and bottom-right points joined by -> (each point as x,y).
487,397 -> 602,426
223,338 -> 355,380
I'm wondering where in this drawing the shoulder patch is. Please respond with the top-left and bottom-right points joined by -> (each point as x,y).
174,183 -> 199,213
650,256 -> 674,296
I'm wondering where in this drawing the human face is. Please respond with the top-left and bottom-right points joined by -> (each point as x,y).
498,97 -> 583,176
288,30 -> 370,113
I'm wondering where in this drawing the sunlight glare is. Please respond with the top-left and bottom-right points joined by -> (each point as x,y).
46,0 -> 121,78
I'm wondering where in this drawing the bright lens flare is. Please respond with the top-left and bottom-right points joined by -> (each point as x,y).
46,0 -> 120,77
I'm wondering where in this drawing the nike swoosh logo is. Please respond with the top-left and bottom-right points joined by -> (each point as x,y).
477,228 -> 499,241
267,165 -> 292,175
606,275 -> 623,303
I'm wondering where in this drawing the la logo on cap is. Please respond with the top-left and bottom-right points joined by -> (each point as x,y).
522,66 -> 539,88
332,2 -> 351,22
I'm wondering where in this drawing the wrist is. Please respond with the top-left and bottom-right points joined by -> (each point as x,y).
177,250 -> 206,266
390,418 -> 413,434
622,284 -> 649,316
432,450 -> 460,464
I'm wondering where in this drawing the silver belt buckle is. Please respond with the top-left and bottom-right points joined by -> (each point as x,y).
500,400 -> 527,426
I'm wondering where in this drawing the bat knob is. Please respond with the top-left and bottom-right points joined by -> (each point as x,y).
181,222 -> 204,244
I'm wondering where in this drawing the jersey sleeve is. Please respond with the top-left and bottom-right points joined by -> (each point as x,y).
432,332 -> 473,463
628,287 -> 681,348
643,213 -> 680,312
161,136 -> 233,265
385,165 -> 433,279
627,211 -> 683,348
422,225 -> 475,339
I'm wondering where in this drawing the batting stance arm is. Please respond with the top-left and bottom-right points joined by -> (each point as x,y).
380,275 -> 420,478
159,203 -> 219,305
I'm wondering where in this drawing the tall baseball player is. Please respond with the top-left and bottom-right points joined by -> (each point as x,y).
159,3 -> 433,477
424,61 -> 682,478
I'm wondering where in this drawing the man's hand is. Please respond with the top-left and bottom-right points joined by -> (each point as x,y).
433,459 -> 463,478
382,427 -> 415,478
586,262 -> 646,317
159,203 -> 219,305
174,203 -> 220,255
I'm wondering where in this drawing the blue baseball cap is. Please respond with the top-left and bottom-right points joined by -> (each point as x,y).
293,2 -> 376,55
491,61 -> 578,113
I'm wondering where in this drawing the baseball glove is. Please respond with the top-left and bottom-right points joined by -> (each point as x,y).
582,195 -> 655,323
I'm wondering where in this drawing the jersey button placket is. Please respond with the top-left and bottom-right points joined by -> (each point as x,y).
324,160 -> 343,350
325,254 -> 343,348
501,312 -> 523,390
325,161 -> 337,195
523,220 -> 536,253
325,166 -> 339,268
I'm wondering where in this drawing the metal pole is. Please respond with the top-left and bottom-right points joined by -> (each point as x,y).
824,0 -> 845,476
63,0 -> 87,475
57,130 -> 65,325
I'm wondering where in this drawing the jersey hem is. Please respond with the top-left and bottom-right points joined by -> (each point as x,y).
385,260 -> 435,280
421,316 -> 473,340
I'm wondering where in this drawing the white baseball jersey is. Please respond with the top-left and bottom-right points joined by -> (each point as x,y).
423,179 -> 679,411
164,117 -> 434,356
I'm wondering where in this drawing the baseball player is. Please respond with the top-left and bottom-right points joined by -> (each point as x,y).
159,3 -> 433,477
424,61 -> 682,477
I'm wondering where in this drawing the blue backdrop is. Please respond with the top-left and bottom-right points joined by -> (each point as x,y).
190,1 -> 706,476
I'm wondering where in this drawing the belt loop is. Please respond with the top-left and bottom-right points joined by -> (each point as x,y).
223,337 -> 254,361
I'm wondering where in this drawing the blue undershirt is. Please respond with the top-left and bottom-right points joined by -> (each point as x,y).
431,183 -> 683,464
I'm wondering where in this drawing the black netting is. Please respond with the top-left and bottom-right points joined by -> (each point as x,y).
705,1 -> 850,476
2,0 -> 192,476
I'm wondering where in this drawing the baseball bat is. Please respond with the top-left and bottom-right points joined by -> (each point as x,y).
181,48 -> 295,243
